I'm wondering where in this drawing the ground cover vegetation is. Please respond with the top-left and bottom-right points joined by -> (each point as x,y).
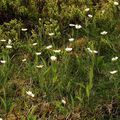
0,0 -> 120,119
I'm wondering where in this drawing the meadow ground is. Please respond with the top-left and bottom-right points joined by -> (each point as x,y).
0,0 -> 120,120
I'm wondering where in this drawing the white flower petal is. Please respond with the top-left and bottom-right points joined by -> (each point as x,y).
110,70 -> 118,74
0,60 -> 6,64
93,50 -> 98,54
111,56 -> 118,61
21,28 -> 27,31
102,10 -> 105,14
6,45 -> 12,49
85,8 -> 90,12
53,50 -> 61,53
46,45 -> 53,49
87,48 -> 92,53
36,65 -> 44,68
39,18 -> 42,21
61,99 -> 66,104
32,43 -> 37,46
35,52 -> 42,55
0,39 -> 6,42
22,58 -> 27,62
114,1 -> 119,6
69,38 -> 74,42
65,47 -> 72,52
8,39 -> 12,44
26,91 -> 35,97
69,24 -> 75,27
100,31 -> 108,35
48,33 -> 54,36
88,14 -> 93,18
87,48 -> 98,54
75,24 -> 82,29
50,56 -> 57,61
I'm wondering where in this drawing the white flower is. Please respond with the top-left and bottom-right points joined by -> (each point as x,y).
114,1 -> 119,6
46,45 -> 53,49
110,70 -> 118,74
69,38 -> 74,42
50,56 -> 57,61
53,49 -> 61,53
88,14 -> 93,18
8,39 -> 12,44
39,18 -> 42,21
26,91 -> 35,97
6,45 -> 12,49
87,48 -> 93,53
75,24 -> 82,29
48,33 -> 54,36
22,58 -> 27,62
93,50 -> 98,54
21,28 -> 27,31
100,31 -> 108,35
36,65 -> 44,68
0,39 -> 6,42
35,52 -> 42,55
85,8 -> 90,12
102,10 -> 105,14
69,24 -> 75,27
32,43 -> 37,46
65,47 -> 72,52
111,56 -> 118,61
87,48 -> 98,54
0,118 -> 3,120
61,99 -> 66,105
0,60 -> 6,64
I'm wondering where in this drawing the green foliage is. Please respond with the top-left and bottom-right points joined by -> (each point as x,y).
0,19 -> 23,40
